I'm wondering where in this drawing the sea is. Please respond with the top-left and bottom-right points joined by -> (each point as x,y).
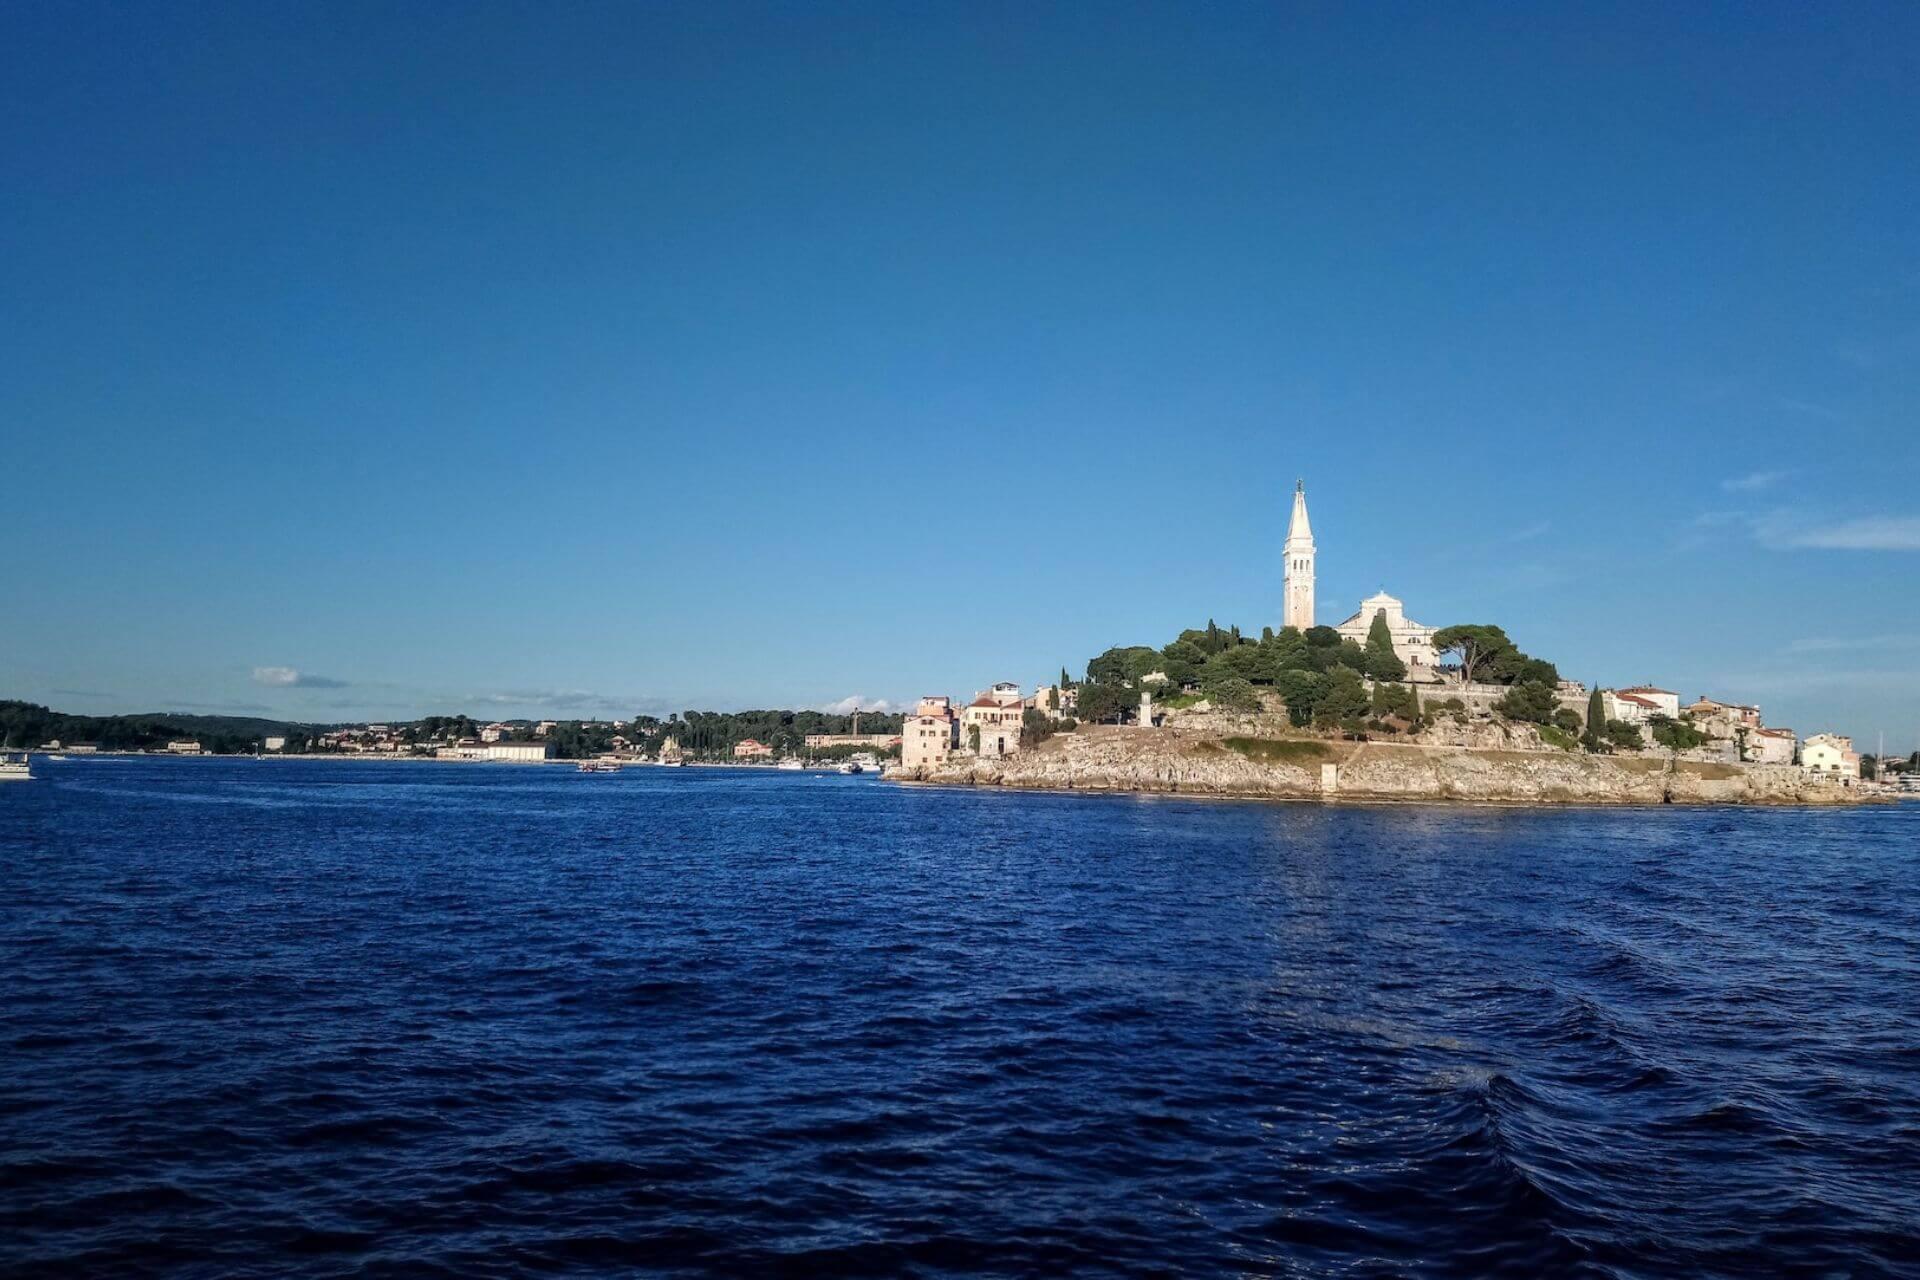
3,757 -> 1916,1278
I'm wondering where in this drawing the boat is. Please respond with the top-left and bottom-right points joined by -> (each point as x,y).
0,753 -> 32,782
657,757 -> 685,767
777,759 -> 804,771
576,760 -> 622,773
837,760 -> 863,775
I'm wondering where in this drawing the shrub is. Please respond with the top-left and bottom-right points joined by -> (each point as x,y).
1539,724 -> 1577,751
1202,675 -> 1261,712
1604,720 -> 1643,751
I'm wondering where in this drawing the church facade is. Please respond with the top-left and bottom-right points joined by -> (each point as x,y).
1285,483 -> 1443,683
1334,592 -> 1441,683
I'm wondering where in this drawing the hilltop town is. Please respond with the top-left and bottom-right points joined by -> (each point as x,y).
892,484 -> 1908,802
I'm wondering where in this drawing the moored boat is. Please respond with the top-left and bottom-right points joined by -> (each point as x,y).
0,753 -> 33,782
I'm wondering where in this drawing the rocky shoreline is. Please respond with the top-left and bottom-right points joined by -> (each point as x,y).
892,725 -> 1878,806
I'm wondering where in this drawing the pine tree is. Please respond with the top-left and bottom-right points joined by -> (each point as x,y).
1583,687 -> 1606,752
1406,682 -> 1421,726
1364,611 -> 1407,681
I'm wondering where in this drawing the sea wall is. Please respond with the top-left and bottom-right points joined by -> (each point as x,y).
897,727 -> 1870,806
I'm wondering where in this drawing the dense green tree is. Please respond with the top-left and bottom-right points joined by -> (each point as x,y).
1649,716 -> 1706,753
1305,626 -> 1341,649
1496,680 -> 1558,724
1275,669 -> 1323,727
1583,688 -> 1607,752
1364,612 -> 1408,681
1370,681 -> 1417,719
1204,676 -> 1260,712
1314,667 -> 1371,731
1604,720 -> 1643,751
1075,681 -> 1131,725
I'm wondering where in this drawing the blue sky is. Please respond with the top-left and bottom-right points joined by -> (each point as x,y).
4,2 -> 1917,747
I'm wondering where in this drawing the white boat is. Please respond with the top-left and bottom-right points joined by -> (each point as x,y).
657,757 -> 685,767
837,760 -> 863,775
777,759 -> 804,771
0,753 -> 32,782
576,760 -> 622,773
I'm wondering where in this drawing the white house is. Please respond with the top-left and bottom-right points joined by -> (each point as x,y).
1800,733 -> 1858,781
1617,686 -> 1680,719
1603,691 -> 1660,725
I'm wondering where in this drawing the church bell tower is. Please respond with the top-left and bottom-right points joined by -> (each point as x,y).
1283,480 -> 1315,630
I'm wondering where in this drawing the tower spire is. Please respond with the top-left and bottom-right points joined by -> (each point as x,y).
1283,481 -> 1315,629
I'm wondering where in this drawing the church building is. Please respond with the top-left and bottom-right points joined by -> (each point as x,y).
1285,483 -> 1443,683
1334,592 -> 1441,683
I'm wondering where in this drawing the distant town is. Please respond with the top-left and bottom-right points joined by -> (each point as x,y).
3,483 -> 1914,792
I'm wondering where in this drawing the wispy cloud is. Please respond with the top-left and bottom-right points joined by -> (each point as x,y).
1688,509 -> 1920,553
251,666 -> 350,689
819,695 -> 896,716
1787,634 -> 1916,654
51,688 -> 116,699
1721,469 -> 1787,493
1506,520 -> 1552,542
1781,517 -> 1920,552
468,688 -> 638,713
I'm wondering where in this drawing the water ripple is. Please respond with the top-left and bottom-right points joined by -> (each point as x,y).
2,759 -> 1917,1277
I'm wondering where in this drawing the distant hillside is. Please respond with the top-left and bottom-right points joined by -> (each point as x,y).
0,701 -> 321,753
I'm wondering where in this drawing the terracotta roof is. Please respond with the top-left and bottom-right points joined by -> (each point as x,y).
1621,685 -> 1675,695
1755,728 -> 1795,737
1615,694 -> 1659,709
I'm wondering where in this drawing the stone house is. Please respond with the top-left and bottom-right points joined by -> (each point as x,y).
903,696 -> 959,771
962,697 -> 1023,758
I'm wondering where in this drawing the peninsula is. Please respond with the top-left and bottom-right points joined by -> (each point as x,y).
890,483 -> 1898,805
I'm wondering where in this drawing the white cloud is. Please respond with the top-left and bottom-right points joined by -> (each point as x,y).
251,666 -> 348,688
1783,517 -> 1920,551
1721,470 -> 1787,493
819,695 -> 895,716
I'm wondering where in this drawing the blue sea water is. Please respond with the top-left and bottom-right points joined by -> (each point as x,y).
2,758 -> 1917,1278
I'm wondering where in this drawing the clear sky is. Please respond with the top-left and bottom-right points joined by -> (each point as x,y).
4,2 -> 1917,748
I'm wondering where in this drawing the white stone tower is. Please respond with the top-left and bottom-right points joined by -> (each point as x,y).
1283,480 -> 1315,630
